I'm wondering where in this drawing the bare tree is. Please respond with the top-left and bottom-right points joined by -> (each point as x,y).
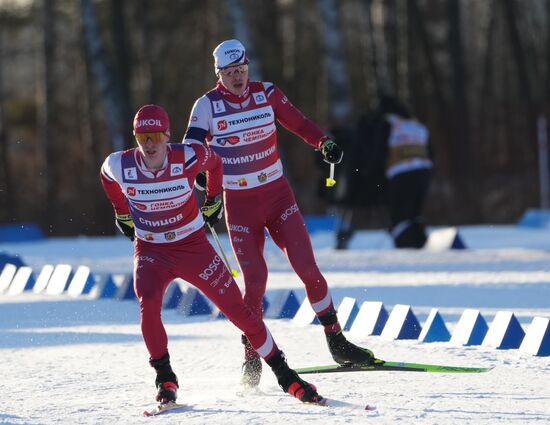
110,0 -> 132,149
448,0 -> 476,216
502,0 -> 534,123
80,0 -> 125,152
383,0 -> 398,95
317,0 -> 352,125
225,0 -> 262,80
0,10 -> 11,222
39,0 -> 58,230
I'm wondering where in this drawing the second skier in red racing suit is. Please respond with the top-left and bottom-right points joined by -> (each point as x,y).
100,104 -> 323,405
183,39 -> 378,388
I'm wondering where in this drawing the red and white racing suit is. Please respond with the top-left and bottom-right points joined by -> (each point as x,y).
183,82 -> 336,319
100,143 -> 278,361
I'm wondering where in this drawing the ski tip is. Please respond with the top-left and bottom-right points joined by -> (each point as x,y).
143,401 -> 186,417
317,397 -> 329,406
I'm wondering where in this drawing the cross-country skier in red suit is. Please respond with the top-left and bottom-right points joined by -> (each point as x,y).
100,104 -> 324,405
183,40 -> 379,388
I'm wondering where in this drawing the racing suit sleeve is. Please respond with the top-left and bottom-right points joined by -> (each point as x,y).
187,142 -> 223,199
100,153 -> 130,216
182,96 -> 212,144
269,84 -> 326,149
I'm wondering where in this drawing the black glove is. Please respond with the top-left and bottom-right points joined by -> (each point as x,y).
319,138 -> 343,164
115,214 -> 135,241
201,195 -> 223,226
195,171 -> 206,192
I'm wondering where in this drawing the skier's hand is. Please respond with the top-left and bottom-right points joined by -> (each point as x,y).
195,171 -> 206,192
115,214 -> 135,241
319,137 -> 343,164
201,194 -> 223,227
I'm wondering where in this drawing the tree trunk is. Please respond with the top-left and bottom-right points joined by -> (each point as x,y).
408,0 -> 446,120
363,0 -> 380,97
110,0 -> 133,149
502,0 -> 536,151
0,13 -> 12,222
80,0 -> 125,152
225,0 -> 262,81
448,0 -> 476,219
317,0 -> 352,125
383,0 -> 398,95
40,0 -> 58,232
479,0 -> 496,141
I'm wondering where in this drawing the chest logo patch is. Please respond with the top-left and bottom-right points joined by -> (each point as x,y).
217,120 -> 228,131
213,100 -> 226,114
253,93 -> 267,105
171,164 -> 183,176
124,167 -> 137,180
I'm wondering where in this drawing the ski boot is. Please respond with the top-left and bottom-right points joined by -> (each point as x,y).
150,353 -> 179,403
266,351 -> 323,403
241,334 -> 262,388
156,381 -> 178,404
319,311 -> 378,365
326,330 -> 376,365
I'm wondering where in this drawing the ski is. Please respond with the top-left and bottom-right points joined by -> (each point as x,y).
236,386 -> 376,411
312,397 -> 377,411
295,361 -> 494,375
143,401 -> 188,417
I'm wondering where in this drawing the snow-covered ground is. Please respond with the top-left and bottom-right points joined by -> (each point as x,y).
1,225 -> 549,424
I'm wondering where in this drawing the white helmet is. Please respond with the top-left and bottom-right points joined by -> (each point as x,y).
213,39 -> 249,71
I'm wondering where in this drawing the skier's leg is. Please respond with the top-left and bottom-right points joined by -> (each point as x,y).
134,243 -> 179,402
178,232 -> 322,402
267,187 -> 378,365
224,191 -> 269,385
224,192 -> 268,319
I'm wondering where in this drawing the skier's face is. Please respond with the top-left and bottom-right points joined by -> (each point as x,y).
135,132 -> 169,169
218,64 -> 249,96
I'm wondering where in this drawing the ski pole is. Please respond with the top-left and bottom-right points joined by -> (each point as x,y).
206,222 -> 238,277
326,163 -> 336,187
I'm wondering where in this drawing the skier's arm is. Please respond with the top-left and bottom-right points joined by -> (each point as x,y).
183,97 -> 213,192
269,84 -> 326,148
100,153 -> 129,216
182,97 -> 212,145
186,143 -> 223,199
100,153 -> 134,240
187,143 -> 224,226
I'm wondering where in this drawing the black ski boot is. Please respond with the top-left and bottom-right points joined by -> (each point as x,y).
241,335 -> 262,388
319,311 -> 377,365
266,351 -> 323,403
326,330 -> 376,365
150,353 -> 179,403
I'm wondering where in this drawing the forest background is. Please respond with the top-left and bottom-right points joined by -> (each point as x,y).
0,0 -> 547,236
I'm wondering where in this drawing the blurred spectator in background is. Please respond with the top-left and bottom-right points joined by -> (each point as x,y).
335,96 -> 433,249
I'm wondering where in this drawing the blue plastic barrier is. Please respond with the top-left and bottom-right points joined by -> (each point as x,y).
450,309 -> 489,346
419,308 -> 451,342
91,273 -> 118,299
517,208 -> 550,229
520,317 -> 550,356
482,311 -> 525,349
381,304 -> 421,340
349,301 -> 389,336
265,290 -> 301,319
0,223 -> 44,242
303,215 -> 338,234
0,252 -> 26,270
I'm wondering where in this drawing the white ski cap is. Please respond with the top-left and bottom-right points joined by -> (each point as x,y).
213,39 -> 249,70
